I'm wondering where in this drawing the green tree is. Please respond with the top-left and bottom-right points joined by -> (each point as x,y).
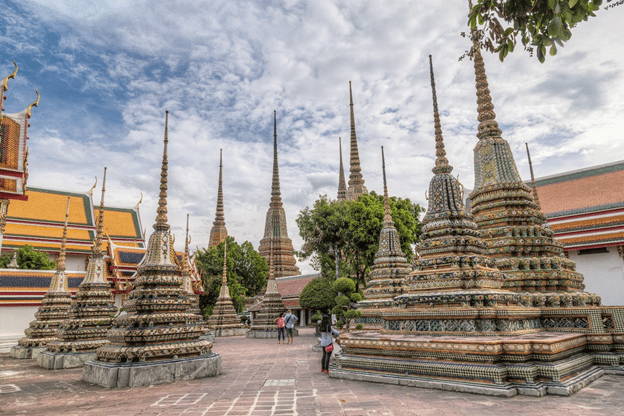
467,0 -> 621,63
299,277 -> 338,314
296,193 -> 422,292
195,237 -> 268,317
0,245 -> 56,270
331,277 -> 362,331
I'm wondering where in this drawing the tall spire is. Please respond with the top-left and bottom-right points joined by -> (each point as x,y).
381,147 -> 393,227
271,110 -> 282,210
429,55 -> 453,175
57,197 -> 70,273
337,137 -> 347,201
346,81 -> 367,200
471,31 -> 503,141
181,214 -> 191,279
154,111 -> 169,230
93,167 -> 107,257
209,149 -> 227,248
526,143 -> 541,209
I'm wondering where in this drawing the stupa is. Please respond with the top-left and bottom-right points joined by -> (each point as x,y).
345,81 -> 368,201
182,214 -> 202,317
38,168 -> 117,369
82,112 -> 220,388
207,241 -> 247,336
331,55 -> 624,397
208,150 -> 227,248
10,198 -> 72,359
247,240 -> 288,339
257,111 -> 301,278
357,147 -> 410,328
337,137 -> 347,202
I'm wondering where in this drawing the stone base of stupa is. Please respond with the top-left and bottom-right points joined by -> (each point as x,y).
214,327 -> 248,337
330,331 -> 624,397
37,351 -> 96,370
9,346 -> 46,360
82,353 -> 222,388
246,328 -> 299,339
200,331 -> 216,343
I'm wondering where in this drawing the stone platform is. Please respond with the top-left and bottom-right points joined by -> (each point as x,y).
246,328 -> 299,339
214,327 -> 248,337
9,345 -> 46,360
331,331 -> 624,397
82,353 -> 222,388
37,351 -> 96,370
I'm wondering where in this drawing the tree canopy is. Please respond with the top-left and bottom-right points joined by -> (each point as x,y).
296,193 -> 423,291
0,245 -> 56,270
468,0 -> 621,63
195,237 -> 268,317
298,277 -> 337,314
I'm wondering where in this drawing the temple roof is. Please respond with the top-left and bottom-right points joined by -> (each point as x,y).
0,269 -> 85,307
532,160 -> 624,249
3,186 -> 145,255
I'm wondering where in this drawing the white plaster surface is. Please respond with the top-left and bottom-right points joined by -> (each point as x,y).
571,248 -> 624,306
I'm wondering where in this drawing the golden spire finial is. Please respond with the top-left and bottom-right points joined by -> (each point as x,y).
526,143 -> 541,209
135,192 -> 143,210
429,55 -> 453,175
154,111 -> 169,229
26,89 -> 40,119
93,167 -> 106,256
1,61 -> 17,92
57,197 -> 70,272
89,176 -> 98,195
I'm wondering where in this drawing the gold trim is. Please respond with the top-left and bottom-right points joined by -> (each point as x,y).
26,89 -> 40,119
2,61 -> 18,91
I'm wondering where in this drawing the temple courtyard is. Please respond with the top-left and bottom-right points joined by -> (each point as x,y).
0,328 -> 621,416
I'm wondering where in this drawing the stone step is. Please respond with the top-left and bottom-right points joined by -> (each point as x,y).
0,336 -> 21,354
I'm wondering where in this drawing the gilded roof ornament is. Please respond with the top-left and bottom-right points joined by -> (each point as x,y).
26,89 -> 40,119
1,61 -> 17,91
89,176 -> 98,195
135,192 -> 143,210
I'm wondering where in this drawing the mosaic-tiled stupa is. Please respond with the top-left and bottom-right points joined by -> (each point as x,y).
10,198 -> 73,359
207,241 -> 247,336
331,55 -> 624,397
208,149 -> 227,249
247,240 -> 288,339
182,214 -> 202,317
357,147 -> 410,327
345,81 -> 368,201
38,168 -> 117,369
257,111 -> 300,278
82,112 -> 221,388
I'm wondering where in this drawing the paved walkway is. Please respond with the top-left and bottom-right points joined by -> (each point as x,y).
0,328 -> 623,416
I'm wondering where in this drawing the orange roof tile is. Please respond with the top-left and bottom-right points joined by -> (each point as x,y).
8,188 -> 92,225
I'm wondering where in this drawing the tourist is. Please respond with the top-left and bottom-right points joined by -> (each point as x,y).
319,314 -> 340,374
284,309 -> 298,344
273,313 -> 285,344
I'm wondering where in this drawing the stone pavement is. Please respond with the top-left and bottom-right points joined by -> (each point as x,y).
0,328 -> 623,416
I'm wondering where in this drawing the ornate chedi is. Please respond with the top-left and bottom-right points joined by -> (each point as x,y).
247,239 -> 289,339
331,55 -> 624,397
10,198 -> 72,359
357,147 -> 410,327
38,168 -> 117,369
257,111 -> 300,278
337,137 -> 347,202
82,112 -> 221,388
207,241 -> 247,336
182,214 -> 202,317
208,149 -> 227,248
467,34 -> 589,302
345,81 -> 368,201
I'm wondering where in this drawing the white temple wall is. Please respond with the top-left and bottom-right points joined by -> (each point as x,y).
0,306 -> 38,337
570,247 -> 624,306
46,253 -> 86,271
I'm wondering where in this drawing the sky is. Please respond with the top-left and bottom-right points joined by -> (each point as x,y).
2,0 -> 624,273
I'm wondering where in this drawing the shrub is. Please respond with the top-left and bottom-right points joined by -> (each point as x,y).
355,324 -> 364,330
335,321 -> 344,329
333,277 -> 355,294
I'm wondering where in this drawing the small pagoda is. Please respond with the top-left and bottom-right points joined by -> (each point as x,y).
357,147 -> 410,328
10,198 -> 72,359
247,240 -> 287,338
82,112 -> 220,388
38,168 -> 117,369
208,241 -> 247,336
